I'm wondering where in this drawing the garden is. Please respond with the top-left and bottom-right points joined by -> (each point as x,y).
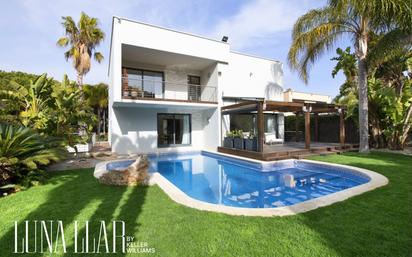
0,13 -> 107,195
0,1 -> 412,257
0,152 -> 411,256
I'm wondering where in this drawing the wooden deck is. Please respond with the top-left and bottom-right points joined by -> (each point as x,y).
217,142 -> 358,161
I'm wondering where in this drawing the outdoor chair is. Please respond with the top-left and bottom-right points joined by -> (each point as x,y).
264,132 -> 283,145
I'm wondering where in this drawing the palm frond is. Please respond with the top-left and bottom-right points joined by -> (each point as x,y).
57,12 -> 105,84
367,29 -> 412,69
94,52 -> 104,63
329,0 -> 412,32
288,7 -> 347,83
0,123 -> 66,185
56,37 -> 69,47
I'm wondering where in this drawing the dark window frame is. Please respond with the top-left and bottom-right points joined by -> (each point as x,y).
122,66 -> 165,95
229,113 -> 279,137
187,75 -> 201,85
157,113 -> 192,147
187,75 -> 201,101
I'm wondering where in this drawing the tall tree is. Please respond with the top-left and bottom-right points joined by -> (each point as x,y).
57,12 -> 105,89
84,83 -> 108,138
287,0 -> 411,152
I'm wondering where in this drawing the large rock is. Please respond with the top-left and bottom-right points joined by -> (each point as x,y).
98,155 -> 149,186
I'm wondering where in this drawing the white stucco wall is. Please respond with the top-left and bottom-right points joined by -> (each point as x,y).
110,107 -> 217,154
115,17 -> 229,63
109,18 -> 227,104
108,17 -> 287,153
224,52 -> 283,101
202,108 -> 220,150
283,89 -> 332,103
108,24 -> 117,145
200,64 -> 218,102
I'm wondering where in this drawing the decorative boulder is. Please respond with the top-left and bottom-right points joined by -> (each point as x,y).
98,155 -> 149,186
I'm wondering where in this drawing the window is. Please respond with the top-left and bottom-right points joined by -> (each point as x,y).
230,113 -> 279,136
157,114 -> 191,147
187,75 -> 201,101
230,114 -> 255,133
265,114 -> 279,137
122,67 -> 164,98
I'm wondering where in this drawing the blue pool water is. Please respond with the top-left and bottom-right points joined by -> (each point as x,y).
107,152 -> 370,208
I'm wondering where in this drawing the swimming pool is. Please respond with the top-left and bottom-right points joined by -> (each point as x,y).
101,151 -> 380,210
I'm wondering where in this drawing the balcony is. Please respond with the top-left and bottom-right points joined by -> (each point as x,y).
122,77 -> 217,103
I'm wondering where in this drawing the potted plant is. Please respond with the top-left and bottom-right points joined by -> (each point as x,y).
123,86 -> 130,98
130,87 -> 139,98
244,131 -> 258,151
233,130 -> 244,150
223,131 -> 234,148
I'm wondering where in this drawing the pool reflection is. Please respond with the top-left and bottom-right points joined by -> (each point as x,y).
150,153 -> 368,208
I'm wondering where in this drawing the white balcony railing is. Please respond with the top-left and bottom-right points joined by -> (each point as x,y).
122,77 -> 217,103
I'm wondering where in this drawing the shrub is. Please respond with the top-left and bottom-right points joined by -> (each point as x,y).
0,123 -> 66,191
0,74 -> 96,150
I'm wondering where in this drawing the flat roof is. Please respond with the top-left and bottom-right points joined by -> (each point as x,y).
113,16 -> 228,45
108,16 -> 282,74
230,51 -> 281,63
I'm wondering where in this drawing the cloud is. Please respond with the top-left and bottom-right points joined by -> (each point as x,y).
0,0 -> 218,84
211,0 -> 320,50
1,0 -> 343,96
207,0 -> 345,96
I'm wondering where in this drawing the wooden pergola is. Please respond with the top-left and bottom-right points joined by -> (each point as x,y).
221,100 -> 346,153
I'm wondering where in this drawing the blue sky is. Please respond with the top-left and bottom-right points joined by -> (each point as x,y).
0,0 -> 348,98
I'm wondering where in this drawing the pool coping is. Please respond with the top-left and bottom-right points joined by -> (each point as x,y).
94,151 -> 389,217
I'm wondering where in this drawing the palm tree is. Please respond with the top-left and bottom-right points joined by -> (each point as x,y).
84,83 -> 108,139
57,12 -> 105,89
287,0 -> 411,152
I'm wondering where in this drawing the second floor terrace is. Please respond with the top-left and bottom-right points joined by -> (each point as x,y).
121,70 -> 217,103
111,43 -> 221,105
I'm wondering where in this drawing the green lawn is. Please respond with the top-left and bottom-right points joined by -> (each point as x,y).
0,152 -> 411,257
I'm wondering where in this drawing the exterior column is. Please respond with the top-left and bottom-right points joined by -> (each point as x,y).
295,112 -> 299,142
340,109 -> 345,147
314,113 -> 319,142
305,109 -> 311,149
220,109 -> 223,148
257,101 -> 264,152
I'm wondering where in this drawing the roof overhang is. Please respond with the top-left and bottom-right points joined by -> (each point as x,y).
122,44 -> 218,70
221,100 -> 344,115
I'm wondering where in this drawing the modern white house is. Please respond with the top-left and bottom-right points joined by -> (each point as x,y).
108,16 -> 286,154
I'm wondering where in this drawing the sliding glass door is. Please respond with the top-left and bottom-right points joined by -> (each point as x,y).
157,114 -> 191,147
143,70 -> 163,98
123,67 -> 164,98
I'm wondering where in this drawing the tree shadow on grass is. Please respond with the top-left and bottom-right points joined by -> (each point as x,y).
62,184 -> 148,257
0,168 -> 148,257
115,185 -> 149,256
300,152 -> 412,257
